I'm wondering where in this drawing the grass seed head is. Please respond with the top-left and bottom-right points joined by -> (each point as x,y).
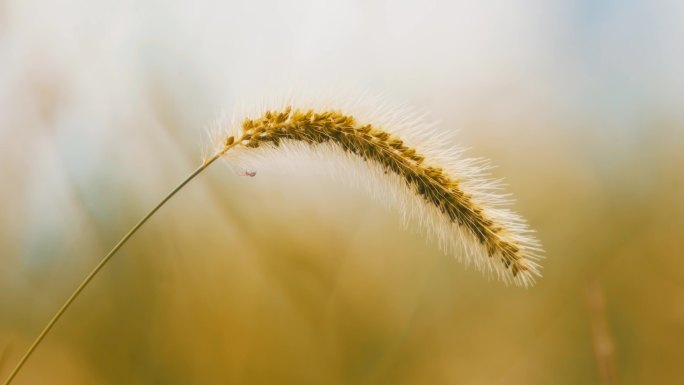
215,105 -> 543,286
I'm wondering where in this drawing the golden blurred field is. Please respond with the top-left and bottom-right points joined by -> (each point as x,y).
1,1 -> 683,384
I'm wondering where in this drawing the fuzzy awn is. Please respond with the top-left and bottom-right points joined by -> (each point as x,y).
3,105 -> 543,384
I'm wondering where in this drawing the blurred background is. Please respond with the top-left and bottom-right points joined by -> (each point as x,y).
1,0 -> 683,384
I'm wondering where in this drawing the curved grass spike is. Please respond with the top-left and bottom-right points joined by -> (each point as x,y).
4,106 -> 541,384
231,107 -> 539,281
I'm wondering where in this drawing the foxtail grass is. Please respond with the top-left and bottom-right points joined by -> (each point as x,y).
3,104 -> 542,384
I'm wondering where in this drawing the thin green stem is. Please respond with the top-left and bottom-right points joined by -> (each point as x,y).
3,150 -> 227,385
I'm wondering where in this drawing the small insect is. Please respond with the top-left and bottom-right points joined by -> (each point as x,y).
238,170 -> 257,177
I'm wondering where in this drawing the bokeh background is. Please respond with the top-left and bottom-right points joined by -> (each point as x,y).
1,0 -> 683,384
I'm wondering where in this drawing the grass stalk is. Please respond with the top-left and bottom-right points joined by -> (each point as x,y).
2,148 -> 232,385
